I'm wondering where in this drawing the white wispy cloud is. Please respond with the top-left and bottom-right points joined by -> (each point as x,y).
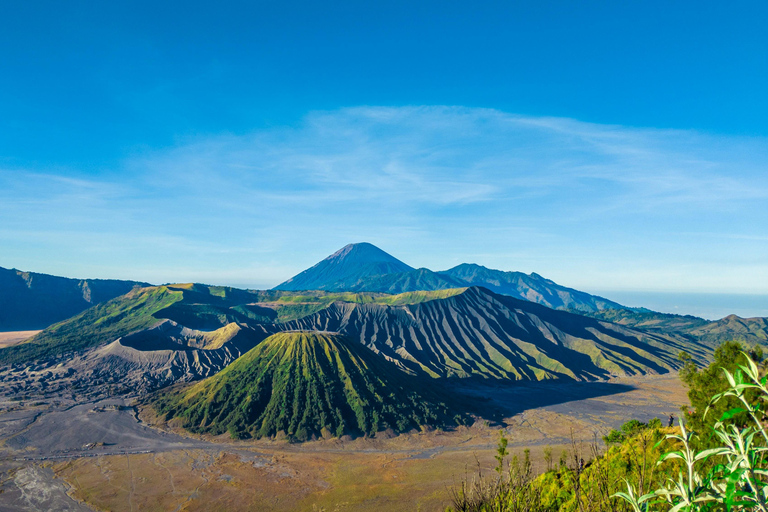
1,106 -> 766,293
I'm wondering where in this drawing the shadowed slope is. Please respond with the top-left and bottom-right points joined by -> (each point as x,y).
0,266 -> 149,330
283,287 -> 711,380
151,332 -> 466,440
274,243 -> 414,291
0,286 -> 183,364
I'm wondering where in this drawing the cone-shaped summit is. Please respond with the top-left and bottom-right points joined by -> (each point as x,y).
273,243 -> 414,291
151,331 -> 465,440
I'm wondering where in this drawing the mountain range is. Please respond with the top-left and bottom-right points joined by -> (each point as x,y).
2,244 -> 766,374
274,243 -> 623,312
0,282 -> 714,382
283,286 -> 711,380
3,242 -> 767,441
0,266 -> 148,331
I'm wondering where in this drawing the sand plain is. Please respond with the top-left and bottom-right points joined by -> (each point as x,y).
0,332 -> 40,349
0,372 -> 690,512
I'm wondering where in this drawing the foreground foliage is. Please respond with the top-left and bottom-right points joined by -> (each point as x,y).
679,341 -> 764,446
617,350 -> 768,512
448,343 -> 768,511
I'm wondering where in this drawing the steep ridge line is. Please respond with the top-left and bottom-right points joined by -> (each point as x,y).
149,331 -> 468,440
272,243 -> 625,312
281,286 -> 711,380
0,266 -> 149,331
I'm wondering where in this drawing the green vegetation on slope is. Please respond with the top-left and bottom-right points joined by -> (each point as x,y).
0,286 -> 183,364
150,331 -> 468,441
0,282 -> 471,365
576,307 -> 768,348
265,288 -> 468,322
571,307 -> 708,333
447,341 -> 768,512
374,288 -> 468,305
0,265 -> 148,330
341,267 -> 466,294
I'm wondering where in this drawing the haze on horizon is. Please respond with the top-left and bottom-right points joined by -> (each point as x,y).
0,2 -> 766,318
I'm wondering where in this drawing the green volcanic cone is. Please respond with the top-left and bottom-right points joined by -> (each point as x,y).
150,331 -> 467,441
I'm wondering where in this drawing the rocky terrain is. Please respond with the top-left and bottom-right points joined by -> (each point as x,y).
284,286 -> 712,379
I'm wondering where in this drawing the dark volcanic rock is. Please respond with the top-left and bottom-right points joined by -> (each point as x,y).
282,287 -> 710,380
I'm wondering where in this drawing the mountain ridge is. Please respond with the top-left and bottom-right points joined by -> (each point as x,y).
274,243 -> 414,291
0,266 -> 150,331
282,286 -> 712,380
149,331 -> 467,440
439,263 -> 624,311
273,243 -> 623,313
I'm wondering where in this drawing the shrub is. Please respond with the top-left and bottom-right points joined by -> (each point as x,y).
616,351 -> 768,512
446,346 -> 768,512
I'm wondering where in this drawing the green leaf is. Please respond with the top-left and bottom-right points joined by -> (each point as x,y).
720,407 -> 747,421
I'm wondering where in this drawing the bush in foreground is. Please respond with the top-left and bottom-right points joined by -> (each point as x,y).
447,346 -> 768,512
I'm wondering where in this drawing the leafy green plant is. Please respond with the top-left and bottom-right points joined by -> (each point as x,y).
448,434 -> 546,512
615,351 -> 768,512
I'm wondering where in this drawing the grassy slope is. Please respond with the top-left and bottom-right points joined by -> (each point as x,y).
250,288 -> 467,322
0,266 -> 149,331
689,314 -> 768,345
574,307 -> 768,347
0,286 -> 183,364
0,284 -> 469,365
150,332 -> 467,440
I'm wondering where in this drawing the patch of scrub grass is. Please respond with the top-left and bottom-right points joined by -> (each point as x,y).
271,288 -> 469,322
0,286 -> 183,364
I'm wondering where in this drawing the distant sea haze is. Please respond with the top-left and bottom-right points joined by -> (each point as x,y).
593,291 -> 768,320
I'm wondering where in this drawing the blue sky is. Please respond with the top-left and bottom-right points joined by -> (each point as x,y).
1,2 -> 767,314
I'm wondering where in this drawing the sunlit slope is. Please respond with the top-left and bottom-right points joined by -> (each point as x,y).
0,285 -> 183,364
577,308 -> 768,347
440,263 -> 624,311
0,265 -> 148,330
267,288 -> 467,321
151,332 -> 466,440
689,315 -> 768,345
0,283 -> 270,364
283,287 -> 711,380
0,283 -> 468,365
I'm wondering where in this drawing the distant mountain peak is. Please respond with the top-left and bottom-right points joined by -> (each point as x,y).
273,243 -> 414,291
326,242 -> 403,262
